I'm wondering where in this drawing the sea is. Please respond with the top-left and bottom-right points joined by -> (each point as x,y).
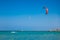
0,31 -> 60,40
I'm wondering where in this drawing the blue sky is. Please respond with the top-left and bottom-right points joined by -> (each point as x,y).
0,0 -> 60,31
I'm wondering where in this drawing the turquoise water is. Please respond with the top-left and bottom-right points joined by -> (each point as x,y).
0,31 -> 60,40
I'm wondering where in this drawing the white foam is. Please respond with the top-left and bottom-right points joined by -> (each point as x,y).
11,31 -> 16,33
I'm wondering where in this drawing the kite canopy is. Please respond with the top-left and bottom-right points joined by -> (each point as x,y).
46,8 -> 48,14
43,6 -> 48,14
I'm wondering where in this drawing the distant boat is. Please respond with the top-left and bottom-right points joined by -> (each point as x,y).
49,28 -> 60,31
54,28 -> 60,31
